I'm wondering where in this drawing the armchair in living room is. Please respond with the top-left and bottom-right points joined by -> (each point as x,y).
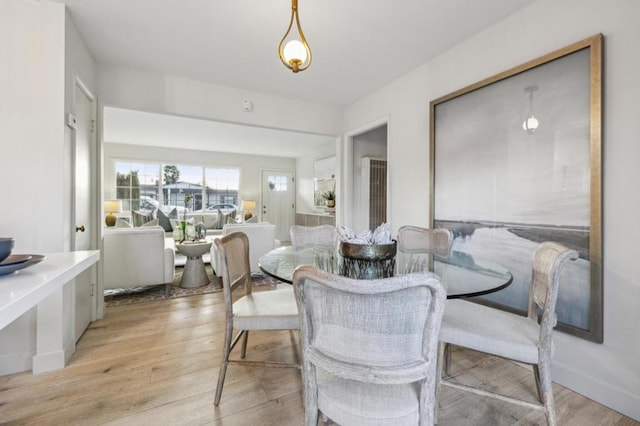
210,222 -> 280,276
102,226 -> 176,297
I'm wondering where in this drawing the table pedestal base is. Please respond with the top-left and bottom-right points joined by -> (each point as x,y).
180,257 -> 210,288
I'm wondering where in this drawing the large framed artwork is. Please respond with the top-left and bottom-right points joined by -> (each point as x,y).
429,34 -> 603,342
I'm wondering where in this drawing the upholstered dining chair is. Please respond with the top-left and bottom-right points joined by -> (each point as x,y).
436,241 -> 578,425
213,232 -> 299,406
293,265 -> 447,426
397,226 -> 453,274
290,225 -> 338,248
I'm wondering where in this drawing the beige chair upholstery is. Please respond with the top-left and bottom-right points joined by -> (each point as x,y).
102,226 -> 175,297
293,266 -> 446,426
397,226 -> 453,274
210,222 -> 279,276
290,225 -> 338,248
213,232 -> 299,406
436,241 -> 578,425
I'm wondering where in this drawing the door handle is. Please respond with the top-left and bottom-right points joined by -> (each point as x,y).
76,225 -> 85,233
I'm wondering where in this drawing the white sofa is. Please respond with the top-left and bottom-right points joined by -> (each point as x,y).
210,222 -> 280,276
103,226 -> 175,296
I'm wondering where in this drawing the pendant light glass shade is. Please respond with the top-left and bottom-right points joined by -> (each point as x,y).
278,0 -> 312,73
523,85 -> 540,134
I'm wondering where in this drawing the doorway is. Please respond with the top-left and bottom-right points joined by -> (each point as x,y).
344,122 -> 388,233
72,76 -> 97,341
261,170 -> 295,242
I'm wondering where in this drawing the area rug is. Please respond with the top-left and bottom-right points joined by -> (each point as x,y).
104,265 -> 282,307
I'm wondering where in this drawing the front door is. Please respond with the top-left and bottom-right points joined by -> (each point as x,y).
261,170 -> 295,242
72,78 -> 96,342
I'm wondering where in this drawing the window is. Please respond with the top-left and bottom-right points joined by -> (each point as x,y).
114,161 -> 240,213
205,168 -> 240,208
115,162 -> 160,211
267,175 -> 288,192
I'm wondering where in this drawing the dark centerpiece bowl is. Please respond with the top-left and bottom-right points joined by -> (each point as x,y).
338,240 -> 397,280
0,237 -> 15,263
338,240 -> 397,260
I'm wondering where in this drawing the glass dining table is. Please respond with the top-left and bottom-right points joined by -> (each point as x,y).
259,245 -> 513,299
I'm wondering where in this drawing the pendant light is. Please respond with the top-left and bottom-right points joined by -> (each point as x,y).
522,85 -> 540,134
278,0 -> 312,73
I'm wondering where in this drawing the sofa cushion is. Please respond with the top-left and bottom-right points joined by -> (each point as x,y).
213,209 -> 225,229
132,209 -> 155,227
115,218 -> 132,228
141,218 -> 159,227
157,208 -> 178,232
226,209 -> 237,224
201,213 -> 219,229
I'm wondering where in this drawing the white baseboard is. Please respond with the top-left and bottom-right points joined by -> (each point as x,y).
553,360 -> 640,421
0,351 -> 33,376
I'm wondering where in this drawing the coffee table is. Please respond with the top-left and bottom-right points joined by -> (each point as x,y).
175,241 -> 213,288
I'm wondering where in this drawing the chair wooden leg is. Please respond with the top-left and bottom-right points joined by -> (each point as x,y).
533,364 -> 543,402
214,321 -> 234,406
537,359 -> 557,426
240,330 -> 249,358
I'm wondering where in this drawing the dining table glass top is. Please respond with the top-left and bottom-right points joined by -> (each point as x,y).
259,245 -> 513,299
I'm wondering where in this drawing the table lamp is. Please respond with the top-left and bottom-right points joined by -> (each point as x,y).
241,200 -> 256,221
104,200 -> 122,227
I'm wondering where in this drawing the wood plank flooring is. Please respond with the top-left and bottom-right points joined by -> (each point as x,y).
0,284 -> 636,425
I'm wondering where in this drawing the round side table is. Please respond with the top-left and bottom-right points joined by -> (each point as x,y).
175,241 -> 213,288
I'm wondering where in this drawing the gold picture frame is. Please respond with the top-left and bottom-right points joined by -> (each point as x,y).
429,34 -> 603,342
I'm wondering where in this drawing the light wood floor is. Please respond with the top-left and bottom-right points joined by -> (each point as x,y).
0,284 -> 637,426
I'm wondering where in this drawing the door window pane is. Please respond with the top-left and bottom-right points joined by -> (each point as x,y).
267,175 -> 288,191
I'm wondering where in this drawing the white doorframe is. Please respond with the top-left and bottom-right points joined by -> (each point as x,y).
71,72 -> 98,337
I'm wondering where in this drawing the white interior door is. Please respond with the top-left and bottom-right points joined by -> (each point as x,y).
72,78 -> 96,342
261,170 -> 295,242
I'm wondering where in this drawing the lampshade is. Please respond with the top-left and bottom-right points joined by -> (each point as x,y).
278,0 -> 312,73
104,200 -> 122,227
104,200 -> 122,213
241,200 -> 256,211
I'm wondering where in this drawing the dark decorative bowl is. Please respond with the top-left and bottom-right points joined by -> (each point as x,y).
338,241 -> 397,260
0,237 -> 15,263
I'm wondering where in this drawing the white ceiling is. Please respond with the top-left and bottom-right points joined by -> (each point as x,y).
58,0 -> 536,157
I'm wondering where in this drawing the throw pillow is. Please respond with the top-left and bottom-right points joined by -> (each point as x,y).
115,218 -> 133,228
132,210 -> 154,227
141,218 -> 159,227
157,208 -> 178,232
213,208 -> 225,229
224,209 -> 237,224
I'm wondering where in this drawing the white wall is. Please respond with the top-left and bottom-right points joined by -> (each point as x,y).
103,142 -> 295,220
0,0 -> 96,374
342,0 -> 640,420
97,64 -> 342,138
